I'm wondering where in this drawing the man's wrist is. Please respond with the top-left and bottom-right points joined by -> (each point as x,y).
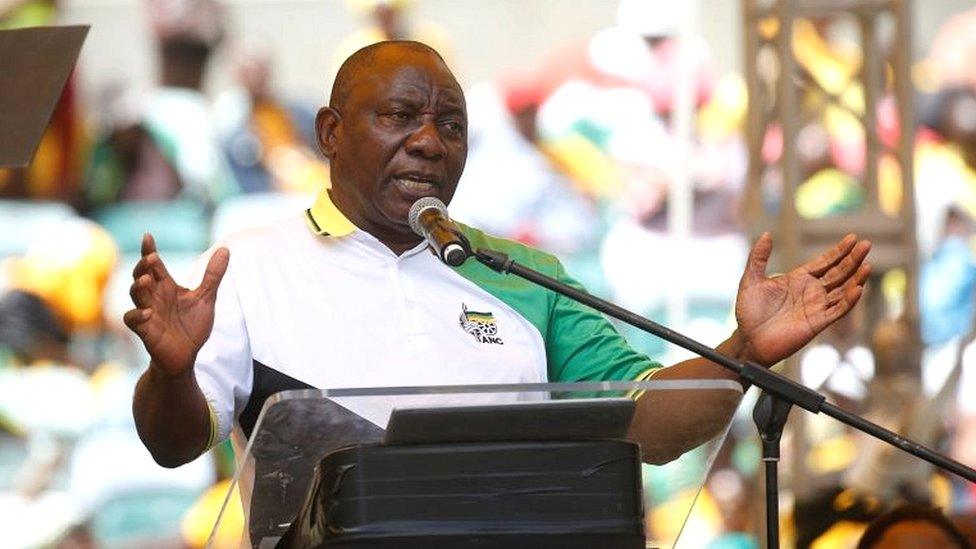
147,358 -> 197,383
717,329 -> 755,389
720,328 -> 749,362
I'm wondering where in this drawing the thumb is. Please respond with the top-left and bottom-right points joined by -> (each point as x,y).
198,247 -> 230,300
741,232 -> 772,289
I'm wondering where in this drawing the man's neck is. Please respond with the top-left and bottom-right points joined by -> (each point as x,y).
366,227 -> 424,256
327,189 -> 423,256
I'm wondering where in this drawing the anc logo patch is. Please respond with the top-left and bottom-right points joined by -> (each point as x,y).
459,304 -> 504,345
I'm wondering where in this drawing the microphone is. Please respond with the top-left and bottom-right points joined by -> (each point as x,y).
408,197 -> 468,266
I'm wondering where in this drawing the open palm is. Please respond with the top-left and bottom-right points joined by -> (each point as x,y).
123,234 -> 230,377
735,233 -> 871,366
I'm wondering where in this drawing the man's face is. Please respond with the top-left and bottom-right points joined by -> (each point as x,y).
322,49 -> 467,248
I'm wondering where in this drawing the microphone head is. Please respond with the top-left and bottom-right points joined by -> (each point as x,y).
408,196 -> 448,236
442,243 -> 468,267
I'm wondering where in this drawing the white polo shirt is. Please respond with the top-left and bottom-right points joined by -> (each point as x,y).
193,189 -> 660,444
188,189 -> 660,532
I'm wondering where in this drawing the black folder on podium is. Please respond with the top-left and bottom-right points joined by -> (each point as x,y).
210,381 -> 743,548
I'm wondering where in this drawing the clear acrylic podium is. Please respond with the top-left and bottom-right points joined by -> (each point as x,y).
210,380 -> 743,548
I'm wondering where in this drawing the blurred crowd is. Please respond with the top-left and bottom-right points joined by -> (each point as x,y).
3,0 -> 976,546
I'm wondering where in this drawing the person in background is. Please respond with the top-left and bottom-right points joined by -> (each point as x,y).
5,218 -> 118,337
0,290 -> 70,366
214,44 -> 328,195
83,0 -> 238,210
857,504 -> 972,549
331,0 -> 451,75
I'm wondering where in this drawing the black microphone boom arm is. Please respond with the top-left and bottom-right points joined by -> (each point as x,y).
471,246 -> 976,484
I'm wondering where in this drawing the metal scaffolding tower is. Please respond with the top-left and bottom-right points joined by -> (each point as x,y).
740,0 -> 920,507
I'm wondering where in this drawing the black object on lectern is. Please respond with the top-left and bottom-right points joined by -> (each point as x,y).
278,398 -> 642,548
213,383 -> 740,548
384,398 -> 635,444
278,440 -> 644,548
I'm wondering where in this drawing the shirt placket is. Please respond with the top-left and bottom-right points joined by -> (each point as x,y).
390,258 -> 428,354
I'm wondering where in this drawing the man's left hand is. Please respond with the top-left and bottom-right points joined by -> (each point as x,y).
734,232 -> 872,366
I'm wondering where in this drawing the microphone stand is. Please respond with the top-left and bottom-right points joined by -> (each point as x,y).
465,245 -> 976,548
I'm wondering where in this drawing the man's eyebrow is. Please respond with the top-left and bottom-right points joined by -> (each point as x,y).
438,94 -> 465,112
382,95 -> 423,107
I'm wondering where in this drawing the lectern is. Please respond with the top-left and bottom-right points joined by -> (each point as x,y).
209,380 -> 742,548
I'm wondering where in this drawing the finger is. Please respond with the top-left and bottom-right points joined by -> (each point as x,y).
805,233 -> 857,277
826,284 -> 864,323
853,262 -> 872,286
197,247 -> 230,300
141,233 -> 157,257
131,251 -> 169,281
132,255 -> 149,279
143,252 -> 173,283
122,307 -> 152,334
820,240 -> 872,291
740,232 -> 773,289
825,270 -> 870,322
129,273 -> 154,307
824,263 -> 871,307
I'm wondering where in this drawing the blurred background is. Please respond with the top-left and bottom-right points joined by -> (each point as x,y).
3,0 -> 976,546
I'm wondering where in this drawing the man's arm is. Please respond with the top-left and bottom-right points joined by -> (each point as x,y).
124,234 -> 230,467
133,362 -> 212,467
628,233 -> 871,463
627,332 -> 747,464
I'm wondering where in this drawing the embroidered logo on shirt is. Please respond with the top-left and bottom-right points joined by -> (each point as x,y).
459,303 -> 504,345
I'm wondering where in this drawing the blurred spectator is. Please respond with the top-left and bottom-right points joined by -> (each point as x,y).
0,0 -> 86,204
5,218 -> 118,334
517,0 -> 715,124
214,43 -> 327,195
0,289 -> 69,365
913,88 -> 976,260
332,0 -> 451,73
450,75 -> 600,258
83,0 -> 238,212
83,85 -> 184,206
0,287 -> 217,546
800,311 -> 874,408
857,504 -> 971,549
794,486 -> 881,548
928,8 -> 976,94
920,207 -> 976,347
459,0 -> 745,359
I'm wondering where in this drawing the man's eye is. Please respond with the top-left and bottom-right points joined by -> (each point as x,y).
441,120 -> 464,134
389,111 -> 412,121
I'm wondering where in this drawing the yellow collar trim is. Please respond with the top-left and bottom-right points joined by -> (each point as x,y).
304,188 -> 357,237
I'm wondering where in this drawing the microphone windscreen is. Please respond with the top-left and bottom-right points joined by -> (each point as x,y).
408,197 -> 448,236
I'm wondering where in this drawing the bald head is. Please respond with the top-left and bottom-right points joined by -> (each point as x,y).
329,41 -> 451,110
314,38 -> 467,255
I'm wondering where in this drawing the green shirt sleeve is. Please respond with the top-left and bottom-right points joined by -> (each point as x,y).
546,260 -> 661,382
453,224 -> 661,383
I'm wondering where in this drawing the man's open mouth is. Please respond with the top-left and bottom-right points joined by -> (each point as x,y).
393,175 -> 439,195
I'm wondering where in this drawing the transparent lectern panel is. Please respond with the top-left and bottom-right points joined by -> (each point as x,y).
209,380 -> 743,549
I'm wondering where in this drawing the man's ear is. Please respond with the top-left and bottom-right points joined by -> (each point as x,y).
315,107 -> 342,159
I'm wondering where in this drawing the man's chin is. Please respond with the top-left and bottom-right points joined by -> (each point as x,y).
376,204 -> 418,232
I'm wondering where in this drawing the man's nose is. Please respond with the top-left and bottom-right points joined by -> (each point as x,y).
405,120 -> 447,160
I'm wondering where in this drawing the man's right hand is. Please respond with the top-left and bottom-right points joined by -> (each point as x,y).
123,233 -> 230,377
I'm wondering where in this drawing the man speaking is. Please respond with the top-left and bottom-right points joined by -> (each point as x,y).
125,41 -> 871,495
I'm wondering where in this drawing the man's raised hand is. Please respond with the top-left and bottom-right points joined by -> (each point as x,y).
734,232 -> 872,367
123,233 -> 230,378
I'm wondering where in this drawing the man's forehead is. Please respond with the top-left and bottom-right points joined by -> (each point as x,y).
386,66 -> 463,99
356,49 -> 462,100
